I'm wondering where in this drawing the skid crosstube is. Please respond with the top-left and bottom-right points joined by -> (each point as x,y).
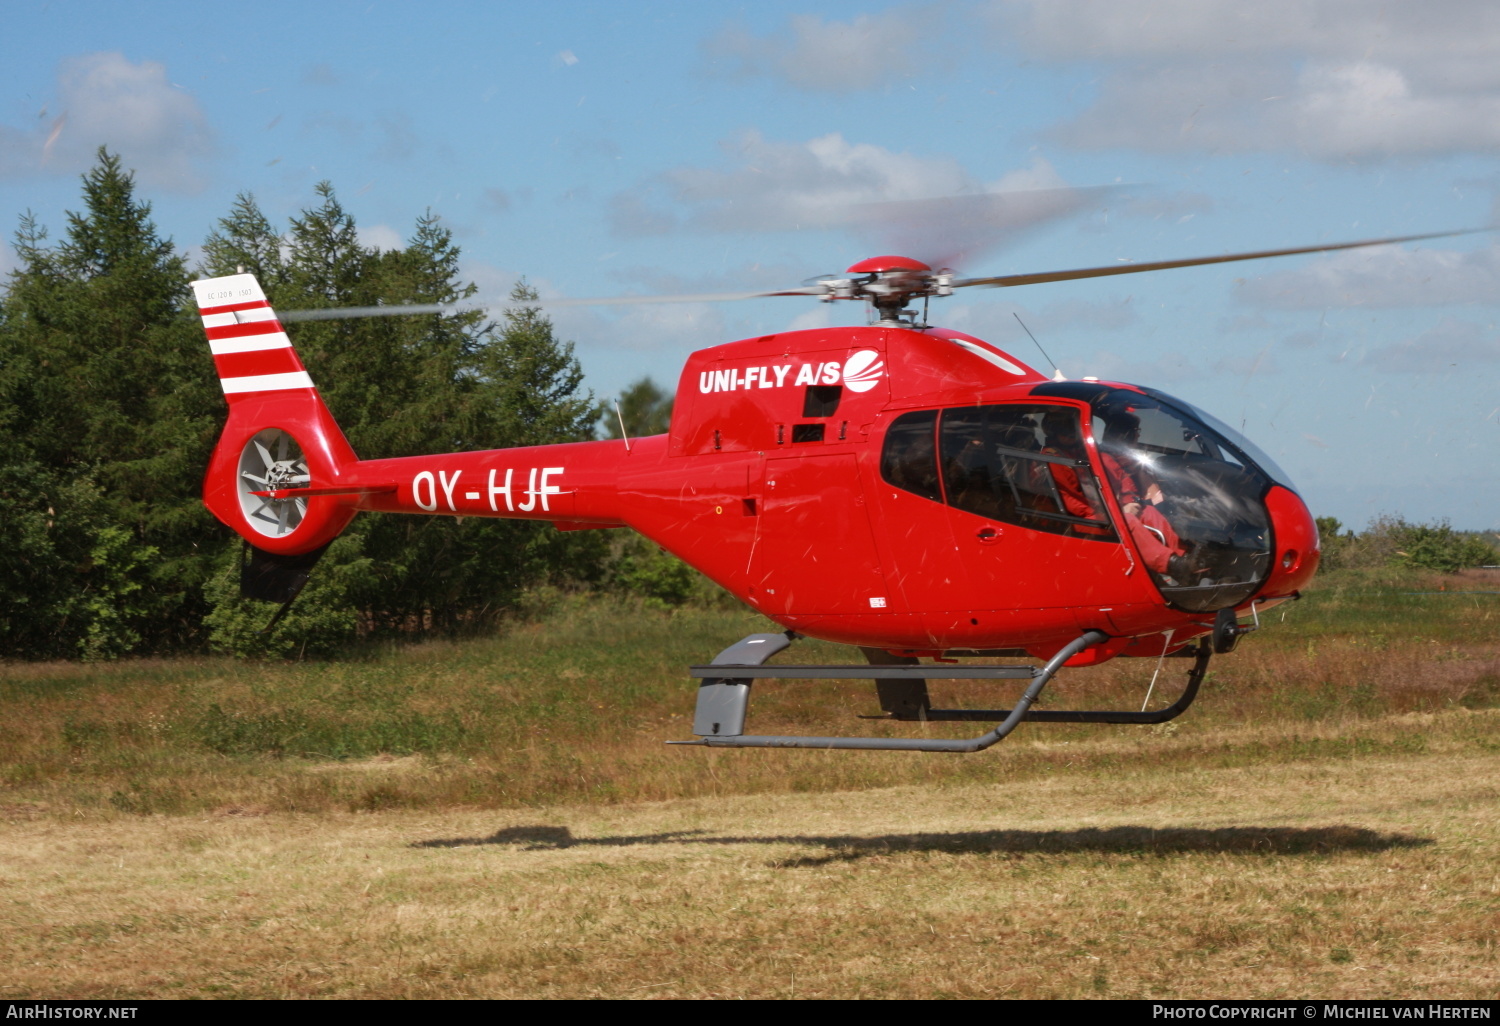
669,630 -> 1212,753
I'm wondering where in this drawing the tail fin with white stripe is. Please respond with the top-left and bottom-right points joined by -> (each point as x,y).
192,273 -> 361,557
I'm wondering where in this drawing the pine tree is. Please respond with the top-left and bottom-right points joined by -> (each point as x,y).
601,377 -> 674,439
201,193 -> 289,296
0,163 -> 606,659
0,150 -> 220,657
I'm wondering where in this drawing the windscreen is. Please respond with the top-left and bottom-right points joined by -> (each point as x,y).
1088,389 -> 1273,612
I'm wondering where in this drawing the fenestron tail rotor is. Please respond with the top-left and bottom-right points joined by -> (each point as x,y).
238,428 -> 310,538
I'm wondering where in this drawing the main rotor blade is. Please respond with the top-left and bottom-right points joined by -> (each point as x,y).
278,286 -> 827,322
846,185 -> 1119,271
953,228 -> 1488,291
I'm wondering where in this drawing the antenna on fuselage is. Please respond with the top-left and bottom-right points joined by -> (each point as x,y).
614,399 -> 632,453
1013,312 -> 1063,380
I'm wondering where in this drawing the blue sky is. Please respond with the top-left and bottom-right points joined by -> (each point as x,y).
3,0 -> 1497,529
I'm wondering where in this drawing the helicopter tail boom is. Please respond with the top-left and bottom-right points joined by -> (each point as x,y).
193,273 -> 630,559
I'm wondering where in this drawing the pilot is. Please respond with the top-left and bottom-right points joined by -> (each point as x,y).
1099,412 -> 1162,515
1099,409 -> 1194,582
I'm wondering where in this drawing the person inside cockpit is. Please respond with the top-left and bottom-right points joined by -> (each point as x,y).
1039,411 -> 1101,523
1098,409 -> 1195,582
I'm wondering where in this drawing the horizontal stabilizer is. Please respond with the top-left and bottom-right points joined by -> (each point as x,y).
248,484 -> 398,500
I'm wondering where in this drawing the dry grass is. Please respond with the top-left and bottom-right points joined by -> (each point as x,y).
1,737 -> 1497,999
0,570 -> 1496,818
0,569 -> 1497,998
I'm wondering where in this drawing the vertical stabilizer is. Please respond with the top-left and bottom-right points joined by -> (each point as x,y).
193,273 -> 361,556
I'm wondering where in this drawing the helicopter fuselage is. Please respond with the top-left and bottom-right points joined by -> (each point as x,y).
206,311 -> 1318,659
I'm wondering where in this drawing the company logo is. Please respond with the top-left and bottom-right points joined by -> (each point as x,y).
697,350 -> 888,395
842,350 -> 884,393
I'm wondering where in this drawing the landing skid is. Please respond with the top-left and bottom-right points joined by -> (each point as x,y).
668,631 -> 1212,753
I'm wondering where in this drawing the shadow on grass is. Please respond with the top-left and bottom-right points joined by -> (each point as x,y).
413,823 -> 1432,864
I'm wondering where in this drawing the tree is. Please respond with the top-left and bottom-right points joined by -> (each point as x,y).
0,162 -> 607,659
1314,516 -> 1355,574
1386,518 -> 1497,573
201,192 -> 290,298
0,150 -> 220,657
1313,514 -> 1497,577
600,376 -> 674,440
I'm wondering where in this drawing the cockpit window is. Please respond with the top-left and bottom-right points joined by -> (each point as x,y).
886,390 -> 1281,613
1091,390 -> 1272,611
1139,387 -> 1297,491
881,405 -> 1117,542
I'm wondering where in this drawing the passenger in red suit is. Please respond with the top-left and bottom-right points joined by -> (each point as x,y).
1099,411 -> 1194,581
1041,410 -> 1194,581
1039,413 -> 1110,532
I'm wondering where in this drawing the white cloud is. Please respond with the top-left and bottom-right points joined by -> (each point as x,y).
603,303 -> 727,354
995,0 -> 1500,160
460,259 -> 523,305
1238,241 -> 1500,309
459,258 -> 728,359
1013,0 -> 1500,68
1000,0 -> 1500,64
1361,315 -> 1500,373
610,132 -> 1101,267
0,52 -> 215,190
784,306 -> 833,333
704,9 -> 938,93
935,295 -> 1139,372
357,224 -> 404,253
649,130 -> 978,234
606,261 -> 809,297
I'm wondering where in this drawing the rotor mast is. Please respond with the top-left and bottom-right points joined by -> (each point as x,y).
820,255 -> 953,327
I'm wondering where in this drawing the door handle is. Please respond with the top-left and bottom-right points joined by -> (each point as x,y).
975,525 -> 1001,544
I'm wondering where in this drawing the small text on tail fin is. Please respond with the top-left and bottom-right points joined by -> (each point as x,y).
191,274 -> 315,401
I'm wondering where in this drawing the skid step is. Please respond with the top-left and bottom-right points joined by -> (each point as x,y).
669,631 -> 1212,753
688,664 -> 1039,680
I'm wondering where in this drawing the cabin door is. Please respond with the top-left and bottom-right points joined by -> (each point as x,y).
748,453 -> 888,615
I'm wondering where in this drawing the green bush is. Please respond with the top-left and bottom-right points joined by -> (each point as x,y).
1314,516 -> 1356,573
1388,519 -> 1497,573
1315,514 -> 1497,578
611,537 -> 698,610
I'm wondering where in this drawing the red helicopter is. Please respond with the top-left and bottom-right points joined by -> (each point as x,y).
192,227 -> 1468,753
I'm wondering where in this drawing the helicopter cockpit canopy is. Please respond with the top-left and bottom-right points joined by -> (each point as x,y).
1064,384 -> 1278,612
881,383 -> 1284,613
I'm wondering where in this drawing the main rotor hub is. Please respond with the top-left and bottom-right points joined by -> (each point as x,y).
816,255 -> 954,325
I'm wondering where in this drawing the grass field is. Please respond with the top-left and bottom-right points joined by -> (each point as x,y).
1,569 -> 1497,998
